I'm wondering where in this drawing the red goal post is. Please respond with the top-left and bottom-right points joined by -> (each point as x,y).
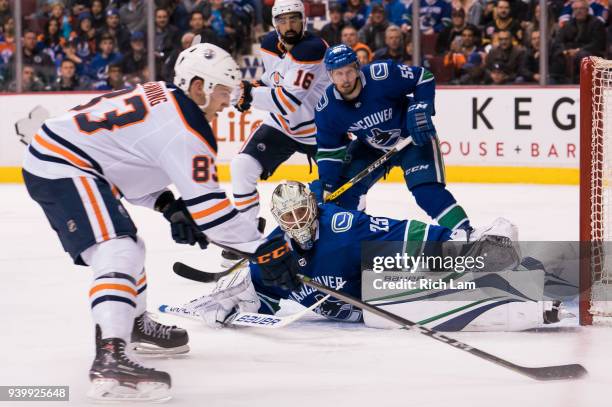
580,56 -> 612,325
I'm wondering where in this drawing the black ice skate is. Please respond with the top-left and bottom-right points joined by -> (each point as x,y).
88,337 -> 171,402
130,311 -> 189,356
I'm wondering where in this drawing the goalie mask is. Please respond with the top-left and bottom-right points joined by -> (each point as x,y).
271,181 -> 318,250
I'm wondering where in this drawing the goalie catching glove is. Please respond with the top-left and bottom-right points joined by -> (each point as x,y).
406,101 -> 437,146
185,268 -> 260,328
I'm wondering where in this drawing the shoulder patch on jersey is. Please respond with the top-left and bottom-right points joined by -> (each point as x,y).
169,87 -> 217,154
331,211 -> 354,233
260,31 -> 284,57
315,92 -> 329,112
289,32 -> 327,63
370,62 -> 389,80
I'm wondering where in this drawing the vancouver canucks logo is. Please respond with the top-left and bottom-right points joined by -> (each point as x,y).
368,127 -> 401,149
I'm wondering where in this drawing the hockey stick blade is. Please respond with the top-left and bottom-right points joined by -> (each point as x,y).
299,275 -> 588,381
173,262 -> 231,283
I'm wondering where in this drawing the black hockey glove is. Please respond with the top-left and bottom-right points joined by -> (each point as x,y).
155,191 -> 208,249
251,235 -> 300,291
234,80 -> 254,112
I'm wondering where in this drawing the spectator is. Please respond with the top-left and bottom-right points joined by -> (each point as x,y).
418,0 -> 452,34
7,65 -> 46,92
0,16 -> 15,66
161,31 -> 194,81
90,0 -> 107,31
93,62 -> 129,90
558,0 -> 608,27
20,29 -> 55,85
341,25 -> 373,58
484,29 -> 528,83
355,46 -> 372,65
484,0 -> 522,44
164,0 -> 190,32
385,0 -> 409,29
358,3 -> 389,52
100,8 -> 132,53
38,18 -> 64,64
319,3 -> 346,46
87,33 -> 122,81
60,40 -> 87,76
154,7 -> 180,62
120,0 -> 147,34
445,24 -> 486,84
373,25 -> 410,62
51,58 -> 89,90
344,0 -> 369,30
202,0 -> 239,53
522,3 -> 558,48
551,0 -> 607,83
453,0 -> 486,27
0,0 -> 10,28
121,31 -> 147,86
436,8 -> 467,54
48,2 -> 72,40
189,10 -> 218,43
524,30 -> 540,82
487,62 -> 511,84
69,12 -> 97,68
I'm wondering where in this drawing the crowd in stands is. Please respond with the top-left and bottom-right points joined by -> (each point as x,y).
0,0 -> 609,91
0,0 -> 263,91
320,0 -> 609,84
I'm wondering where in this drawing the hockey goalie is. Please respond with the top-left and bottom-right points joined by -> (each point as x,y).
184,181 -> 572,332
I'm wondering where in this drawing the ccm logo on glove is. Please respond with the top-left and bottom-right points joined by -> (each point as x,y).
256,242 -> 290,264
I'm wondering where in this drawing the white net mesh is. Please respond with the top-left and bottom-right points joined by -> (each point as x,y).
589,57 -> 612,316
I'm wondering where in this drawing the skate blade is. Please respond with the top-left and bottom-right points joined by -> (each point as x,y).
130,342 -> 190,357
87,379 -> 171,403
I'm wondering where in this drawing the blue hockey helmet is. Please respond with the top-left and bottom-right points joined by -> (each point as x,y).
324,44 -> 358,71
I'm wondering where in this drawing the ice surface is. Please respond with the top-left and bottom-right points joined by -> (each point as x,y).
1,182 -> 610,407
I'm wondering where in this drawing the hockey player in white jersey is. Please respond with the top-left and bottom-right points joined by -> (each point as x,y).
228,0 -> 329,266
22,43 -> 300,402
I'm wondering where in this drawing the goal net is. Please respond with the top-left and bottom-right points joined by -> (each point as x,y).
580,56 -> 612,325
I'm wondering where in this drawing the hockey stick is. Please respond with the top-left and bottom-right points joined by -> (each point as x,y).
299,275 -> 588,381
158,282 -> 341,328
173,261 -> 234,283
325,136 -> 413,202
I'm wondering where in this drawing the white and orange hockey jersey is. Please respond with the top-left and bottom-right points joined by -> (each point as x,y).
22,82 -> 264,253
252,31 -> 329,145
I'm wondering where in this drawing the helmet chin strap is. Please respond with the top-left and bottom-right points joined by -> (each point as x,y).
197,88 -> 213,111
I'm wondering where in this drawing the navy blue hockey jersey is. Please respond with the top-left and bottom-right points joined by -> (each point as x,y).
314,60 -> 435,189
248,203 -> 450,322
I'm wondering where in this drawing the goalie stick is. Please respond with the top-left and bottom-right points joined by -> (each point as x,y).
173,137 -> 413,278
299,275 -> 588,381
172,264 -> 588,381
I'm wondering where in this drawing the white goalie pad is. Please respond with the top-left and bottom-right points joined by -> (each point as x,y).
361,269 -> 549,331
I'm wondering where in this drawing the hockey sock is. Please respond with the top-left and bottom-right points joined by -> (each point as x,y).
410,183 -> 470,230
135,269 -> 147,316
231,153 -> 263,224
81,237 -> 145,341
